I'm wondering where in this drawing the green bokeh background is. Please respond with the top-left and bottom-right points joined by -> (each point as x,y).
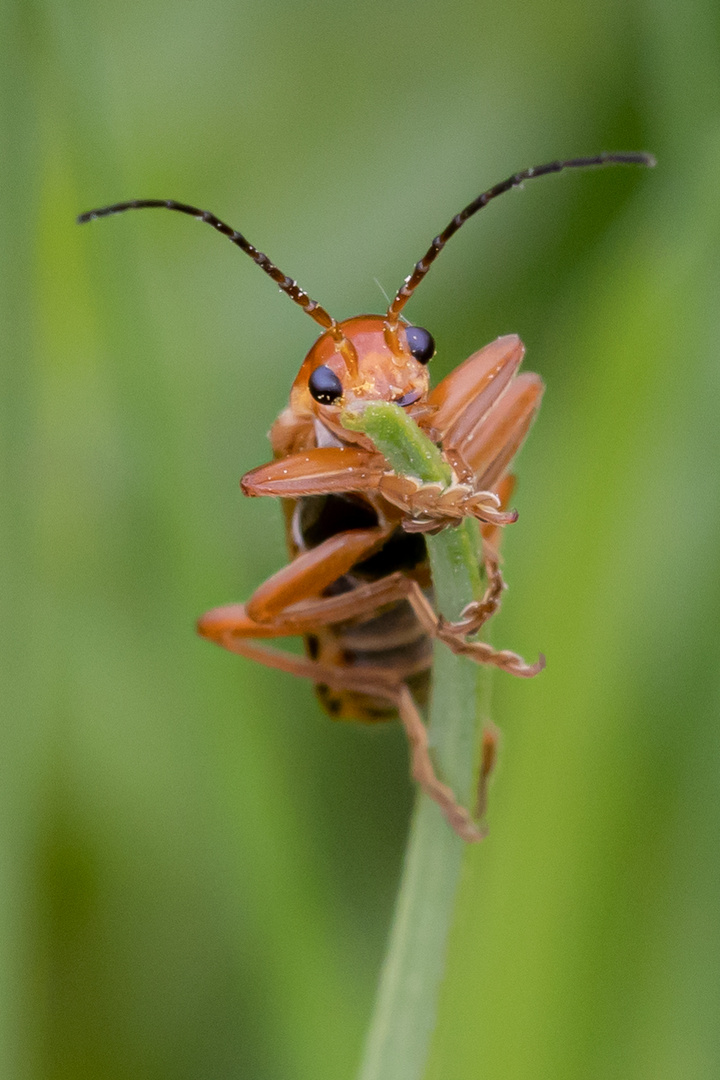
2,1 -> 719,1078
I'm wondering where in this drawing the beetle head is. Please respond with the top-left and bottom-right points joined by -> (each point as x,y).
290,315 -> 434,429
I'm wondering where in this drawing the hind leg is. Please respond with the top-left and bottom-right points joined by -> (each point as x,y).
199,578 -> 485,842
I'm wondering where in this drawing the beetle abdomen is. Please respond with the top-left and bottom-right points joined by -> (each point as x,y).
292,493 -> 433,722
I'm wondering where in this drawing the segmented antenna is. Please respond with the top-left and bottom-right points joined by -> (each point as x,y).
77,198 -> 351,354
386,152 -> 656,322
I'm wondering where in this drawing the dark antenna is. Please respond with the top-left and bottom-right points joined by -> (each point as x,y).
385,152 -> 656,324
77,199 -> 357,368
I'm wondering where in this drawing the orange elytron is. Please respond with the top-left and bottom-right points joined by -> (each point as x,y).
80,152 -> 654,840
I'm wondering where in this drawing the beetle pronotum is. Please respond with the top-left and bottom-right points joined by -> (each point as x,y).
80,152 -> 654,841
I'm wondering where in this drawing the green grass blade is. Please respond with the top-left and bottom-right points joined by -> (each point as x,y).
343,402 -> 488,1080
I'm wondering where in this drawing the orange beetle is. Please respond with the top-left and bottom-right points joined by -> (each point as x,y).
79,152 -> 654,840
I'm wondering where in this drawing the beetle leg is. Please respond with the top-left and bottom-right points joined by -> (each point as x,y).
451,472 -> 517,634
242,446 -> 387,499
449,553 -> 506,637
400,576 -> 544,678
451,473 -> 516,635
201,572 -> 426,642
244,525 -> 393,623
199,617 -> 412,692
475,723 -> 500,820
440,631 -> 545,677
378,472 -> 517,532
199,564 -> 516,837
202,563 -> 528,679
199,586 -> 427,694
198,602 -> 483,843
396,685 -> 485,842
272,572 -> 431,639
384,463 -> 542,676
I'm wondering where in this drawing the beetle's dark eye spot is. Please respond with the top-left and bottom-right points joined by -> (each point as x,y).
309,364 -> 343,404
405,325 -> 435,364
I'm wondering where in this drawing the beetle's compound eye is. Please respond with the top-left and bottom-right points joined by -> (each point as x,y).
309,364 -> 343,404
405,325 -> 435,364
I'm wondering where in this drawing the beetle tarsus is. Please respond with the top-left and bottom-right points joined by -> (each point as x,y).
448,558 -> 506,637
396,686 -> 487,842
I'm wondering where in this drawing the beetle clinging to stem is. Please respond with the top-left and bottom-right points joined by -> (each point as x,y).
79,152 -> 655,842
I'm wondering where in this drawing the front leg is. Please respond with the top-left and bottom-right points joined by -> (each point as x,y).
243,525 -> 391,622
241,441 -> 515,537
442,473 -> 516,637
377,472 -> 518,532
241,446 -> 388,499
403,577 -> 545,679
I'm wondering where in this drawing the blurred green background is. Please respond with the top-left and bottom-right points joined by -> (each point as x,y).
2,0 -> 719,1077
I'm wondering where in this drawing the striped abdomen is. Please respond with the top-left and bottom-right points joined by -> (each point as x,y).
291,493 -> 433,722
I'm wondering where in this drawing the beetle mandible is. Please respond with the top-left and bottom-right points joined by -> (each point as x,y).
79,152 -> 654,841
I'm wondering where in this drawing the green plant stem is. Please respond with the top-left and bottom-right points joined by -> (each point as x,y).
342,404 -> 490,1080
